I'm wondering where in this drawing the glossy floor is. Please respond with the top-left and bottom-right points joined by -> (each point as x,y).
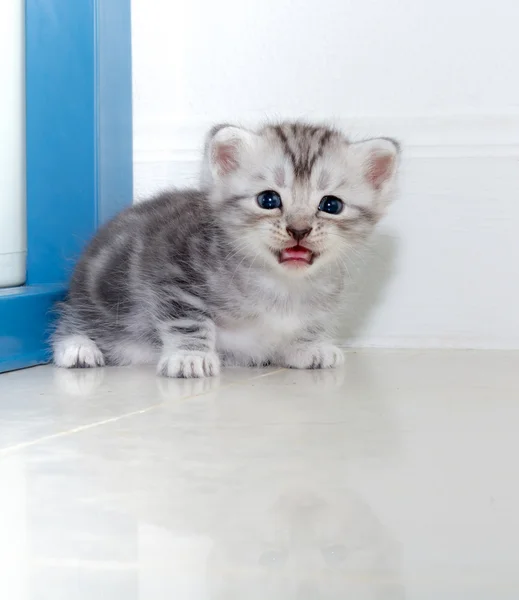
1,350 -> 518,599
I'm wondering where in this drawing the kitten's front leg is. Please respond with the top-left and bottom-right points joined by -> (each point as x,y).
281,337 -> 344,370
157,317 -> 220,378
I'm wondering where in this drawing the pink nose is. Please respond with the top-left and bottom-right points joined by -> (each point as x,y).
286,227 -> 312,242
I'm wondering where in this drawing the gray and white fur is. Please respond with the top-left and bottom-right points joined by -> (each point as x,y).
53,121 -> 399,378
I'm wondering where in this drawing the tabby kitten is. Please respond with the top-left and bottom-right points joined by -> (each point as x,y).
53,121 -> 399,378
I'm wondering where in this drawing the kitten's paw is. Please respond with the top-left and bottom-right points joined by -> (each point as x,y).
157,351 -> 220,378
282,344 -> 343,370
53,335 -> 105,368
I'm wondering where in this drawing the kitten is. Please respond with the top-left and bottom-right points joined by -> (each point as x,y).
53,121 -> 399,378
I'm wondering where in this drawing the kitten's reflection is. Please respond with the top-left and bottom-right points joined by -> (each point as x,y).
53,360 -> 345,403
208,486 -> 404,600
53,365 -> 106,396
156,371 -> 221,399
54,364 -> 221,400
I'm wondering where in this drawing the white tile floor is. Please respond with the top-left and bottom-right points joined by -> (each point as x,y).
1,350 -> 519,599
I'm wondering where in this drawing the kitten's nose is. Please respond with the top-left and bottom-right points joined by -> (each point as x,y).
286,226 -> 312,242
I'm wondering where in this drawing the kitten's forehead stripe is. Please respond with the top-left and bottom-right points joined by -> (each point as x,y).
270,123 -> 338,182
272,125 -> 298,174
274,166 -> 286,188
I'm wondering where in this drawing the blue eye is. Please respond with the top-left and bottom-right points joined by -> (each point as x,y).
318,195 -> 344,215
257,190 -> 282,210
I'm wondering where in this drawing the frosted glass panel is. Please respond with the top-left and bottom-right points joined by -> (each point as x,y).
0,0 -> 26,288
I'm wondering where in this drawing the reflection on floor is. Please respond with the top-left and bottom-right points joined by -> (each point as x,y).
1,350 -> 519,599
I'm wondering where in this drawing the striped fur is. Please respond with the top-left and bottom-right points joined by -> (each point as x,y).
53,121 -> 399,378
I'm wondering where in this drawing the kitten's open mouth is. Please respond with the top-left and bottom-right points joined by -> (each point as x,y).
278,245 -> 314,267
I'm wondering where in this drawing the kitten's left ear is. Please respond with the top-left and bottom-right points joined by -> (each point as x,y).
349,138 -> 400,190
206,124 -> 256,178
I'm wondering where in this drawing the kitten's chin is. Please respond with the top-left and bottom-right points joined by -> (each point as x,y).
279,258 -> 313,270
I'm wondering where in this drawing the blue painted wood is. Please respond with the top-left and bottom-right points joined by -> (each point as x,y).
0,285 -> 66,373
25,0 -> 133,285
0,0 -> 132,374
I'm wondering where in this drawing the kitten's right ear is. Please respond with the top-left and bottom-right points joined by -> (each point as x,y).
206,124 -> 255,178
348,137 -> 400,190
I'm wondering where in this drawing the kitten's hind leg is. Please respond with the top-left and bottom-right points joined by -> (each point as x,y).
53,334 -> 105,369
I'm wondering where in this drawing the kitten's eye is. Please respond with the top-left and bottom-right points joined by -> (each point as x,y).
257,190 -> 282,210
318,195 -> 344,215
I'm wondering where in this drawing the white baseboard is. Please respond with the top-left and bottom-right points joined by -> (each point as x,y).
134,112 -> 519,163
341,338 -> 519,351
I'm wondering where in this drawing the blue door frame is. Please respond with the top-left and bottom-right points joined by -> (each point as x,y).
0,0 -> 133,373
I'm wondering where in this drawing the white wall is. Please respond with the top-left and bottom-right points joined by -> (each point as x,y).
132,0 -> 519,349
0,0 -> 25,288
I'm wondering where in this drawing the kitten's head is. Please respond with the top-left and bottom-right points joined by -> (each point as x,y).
202,121 -> 399,277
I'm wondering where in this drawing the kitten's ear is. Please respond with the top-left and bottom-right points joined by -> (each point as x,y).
349,138 -> 400,190
206,124 -> 256,178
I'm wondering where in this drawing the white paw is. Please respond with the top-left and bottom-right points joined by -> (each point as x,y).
282,344 -> 343,370
53,335 -> 105,368
157,351 -> 220,378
